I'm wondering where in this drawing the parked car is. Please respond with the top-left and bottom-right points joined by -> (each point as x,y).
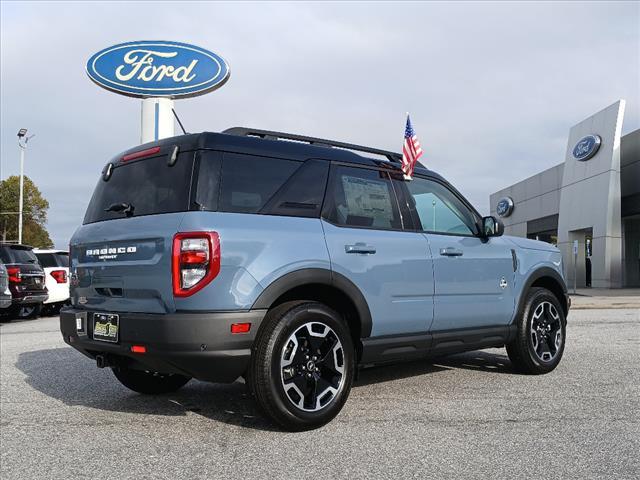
34,249 -> 70,315
0,263 -> 12,313
61,128 -> 570,430
0,243 -> 48,319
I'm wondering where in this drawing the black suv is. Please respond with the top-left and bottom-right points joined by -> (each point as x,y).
0,243 -> 48,319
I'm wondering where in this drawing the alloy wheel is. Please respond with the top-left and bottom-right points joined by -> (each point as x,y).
280,321 -> 346,412
530,301 -> 563,362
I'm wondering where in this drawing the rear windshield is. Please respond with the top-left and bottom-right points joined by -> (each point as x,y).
0,246 -> 38,264
57,252 -> 70,267
83,154 -> 194,224
36,252 -> 69,268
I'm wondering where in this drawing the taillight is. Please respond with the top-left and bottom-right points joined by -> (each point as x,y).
50,270 -> 68,284
7,267 -> 21,283
172,232 -> 220,297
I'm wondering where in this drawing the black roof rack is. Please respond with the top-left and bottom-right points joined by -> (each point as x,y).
223,127 -> 404,164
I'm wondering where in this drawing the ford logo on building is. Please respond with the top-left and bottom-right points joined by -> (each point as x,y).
572,135 -> 601,161
496,197 -> 514,217
86,41 -> 230,98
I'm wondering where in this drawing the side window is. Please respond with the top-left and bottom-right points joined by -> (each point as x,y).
406,177 -> 479,235
219,153 -> 300,214
323,166 -> 402,230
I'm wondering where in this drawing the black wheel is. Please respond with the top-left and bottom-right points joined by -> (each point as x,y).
10,303 -> 42,320
112,367 -> 191,394
507,287 -> 566,374
249,301 -> 355,431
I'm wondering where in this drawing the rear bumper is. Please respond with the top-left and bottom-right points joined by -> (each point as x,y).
60,307 -> 266,383
12,293 -> 48,305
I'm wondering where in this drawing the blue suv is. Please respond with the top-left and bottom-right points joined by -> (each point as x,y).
61,128 -> 570,430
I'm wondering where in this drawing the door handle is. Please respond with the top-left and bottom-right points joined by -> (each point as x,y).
345,243 -> 377,254
439,247 -> 463,257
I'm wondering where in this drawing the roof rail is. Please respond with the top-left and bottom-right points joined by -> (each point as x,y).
223,127 -> 404,164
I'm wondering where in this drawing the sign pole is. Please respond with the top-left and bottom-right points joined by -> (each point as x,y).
141,98 -> 175,144
18,144 -> 24,244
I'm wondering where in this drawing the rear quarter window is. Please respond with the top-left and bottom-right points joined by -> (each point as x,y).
195,152 -> 328,218
219,153 -> 300,213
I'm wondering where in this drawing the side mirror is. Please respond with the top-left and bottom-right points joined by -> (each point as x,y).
482,216 -> 504,237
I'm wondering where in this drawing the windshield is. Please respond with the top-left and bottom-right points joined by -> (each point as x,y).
83,155 -> 194,224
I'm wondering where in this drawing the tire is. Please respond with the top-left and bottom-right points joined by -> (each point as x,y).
10,303 -> 42,320
249,301 -> 355,431
112,367 -> 191,394
507,287 -> 566,374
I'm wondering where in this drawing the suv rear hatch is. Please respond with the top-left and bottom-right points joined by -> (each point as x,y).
70,146 -> 195,314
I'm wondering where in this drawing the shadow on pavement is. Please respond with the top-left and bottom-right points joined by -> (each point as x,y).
16,347 -> 514,431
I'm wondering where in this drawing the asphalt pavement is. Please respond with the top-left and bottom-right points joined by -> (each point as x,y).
1,309 -> 639,479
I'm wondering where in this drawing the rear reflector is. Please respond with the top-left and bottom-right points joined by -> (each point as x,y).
130,345 -> 146,354
231,323 -> 251,334
122,146 -> 161,162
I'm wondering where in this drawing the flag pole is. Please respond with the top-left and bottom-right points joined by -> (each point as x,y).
403,112 -> 412,180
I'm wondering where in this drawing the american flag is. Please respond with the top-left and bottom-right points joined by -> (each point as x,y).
402,114 -> 423,178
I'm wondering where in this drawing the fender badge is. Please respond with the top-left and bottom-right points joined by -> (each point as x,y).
499,277 -> 508,290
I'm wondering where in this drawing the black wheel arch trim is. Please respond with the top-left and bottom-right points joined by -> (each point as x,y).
516,267 -> 569,320
251,268 -> 373,338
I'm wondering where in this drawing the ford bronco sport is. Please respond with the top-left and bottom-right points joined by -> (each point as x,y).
61,128 -> 569,431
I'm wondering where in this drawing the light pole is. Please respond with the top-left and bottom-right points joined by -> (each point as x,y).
17,129 -> 34,244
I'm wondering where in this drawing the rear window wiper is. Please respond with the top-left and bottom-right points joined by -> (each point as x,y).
105,202 -> 135,217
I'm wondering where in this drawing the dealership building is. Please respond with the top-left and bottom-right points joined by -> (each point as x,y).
490,100 -> 639,288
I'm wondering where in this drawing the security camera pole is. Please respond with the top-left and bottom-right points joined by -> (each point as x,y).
16,128 -> 34,244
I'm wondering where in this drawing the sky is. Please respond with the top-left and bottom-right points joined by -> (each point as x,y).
1,1 -> 639,248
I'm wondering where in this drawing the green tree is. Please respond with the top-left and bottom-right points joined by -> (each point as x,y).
0,175 -> 53,248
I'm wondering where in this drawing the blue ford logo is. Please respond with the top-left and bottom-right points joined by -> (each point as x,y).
86,41 -> 230,98
496,197 -> 514,217
572,135 -> 601,161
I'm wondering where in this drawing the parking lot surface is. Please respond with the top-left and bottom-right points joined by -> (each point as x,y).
1,309 -> 639,479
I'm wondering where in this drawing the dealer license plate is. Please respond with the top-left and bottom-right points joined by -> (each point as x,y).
93,313 -> 119,343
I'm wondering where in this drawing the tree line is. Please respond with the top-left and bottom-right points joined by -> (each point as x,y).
0,175 -> 53,248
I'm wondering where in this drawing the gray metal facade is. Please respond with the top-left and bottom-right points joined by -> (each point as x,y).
490,100 -> 640,288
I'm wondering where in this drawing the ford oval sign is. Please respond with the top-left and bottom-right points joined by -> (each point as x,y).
496,197 -> 514,217
572,135 -> 601,161
86,41 -> 230,98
